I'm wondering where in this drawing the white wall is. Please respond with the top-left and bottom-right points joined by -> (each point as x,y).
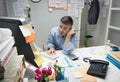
29,0 -> 78,48
5,0 -> 109,48
0,0 -> 7,16
80,0 -> 109,46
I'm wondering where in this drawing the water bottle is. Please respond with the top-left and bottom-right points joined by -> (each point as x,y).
105,40 -> 111,55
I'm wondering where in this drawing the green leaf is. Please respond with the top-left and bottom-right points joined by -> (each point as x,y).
44,77 -> 49,82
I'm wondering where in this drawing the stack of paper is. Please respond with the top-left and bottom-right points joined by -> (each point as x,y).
0,28 -> 12,43
0,37 -> 15,63
106,52 -> 120,69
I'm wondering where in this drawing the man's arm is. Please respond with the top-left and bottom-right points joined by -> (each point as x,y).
63,28 -> 76,55
47,31 -> 56,55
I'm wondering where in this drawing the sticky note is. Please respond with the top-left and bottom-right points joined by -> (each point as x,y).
34,55 -> 44,67
63,6 -> 67,10
25,30 -> 35,43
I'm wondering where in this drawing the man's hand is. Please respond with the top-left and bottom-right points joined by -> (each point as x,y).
67,28 -> 76,37
47,47 -> 56,55
63,28 -> 76,47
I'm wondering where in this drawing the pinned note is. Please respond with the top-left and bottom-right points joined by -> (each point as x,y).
63,6 -> 67,10
34,55 -> 44,67
19,23 -> 35,43
25,30 -> 35,43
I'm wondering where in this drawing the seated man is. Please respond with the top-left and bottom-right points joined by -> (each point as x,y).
47,16 -> 77,55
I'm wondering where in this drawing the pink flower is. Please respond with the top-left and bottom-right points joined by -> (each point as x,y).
47,67 -> 52,75
34,74 -> 42,80
48,66 -> 51,71
35,68 -> 41,74
34,67 -> 53,81
41,68 -> 47,74
48,69 -> 52,75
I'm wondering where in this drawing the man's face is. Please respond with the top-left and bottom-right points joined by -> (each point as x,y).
59,22 -> 71,36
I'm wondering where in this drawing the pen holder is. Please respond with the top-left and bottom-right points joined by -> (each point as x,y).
55,67 -> 65,81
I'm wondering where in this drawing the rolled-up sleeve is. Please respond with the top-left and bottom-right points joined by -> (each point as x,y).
62,34 -> 77,55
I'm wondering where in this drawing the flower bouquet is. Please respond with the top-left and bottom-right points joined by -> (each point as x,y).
34,67 -> 52,82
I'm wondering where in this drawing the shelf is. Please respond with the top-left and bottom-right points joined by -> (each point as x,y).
110,10 -> 120,28
105,0 -> 120,48
108,29 -> 120,47
112,0 -> 120,8
109,25 -> 120,31
111,8 -> 120,10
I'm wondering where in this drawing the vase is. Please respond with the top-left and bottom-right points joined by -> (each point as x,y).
55,67 -> 65,81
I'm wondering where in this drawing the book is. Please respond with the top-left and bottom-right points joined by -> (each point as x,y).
107,52 -> 120,65
1,55 -> 26,82
106,56 -> 120,69
0,37 -> 15,61
106,52 -> 120,69
1,47 -> 17,70
0,28 -> 12,43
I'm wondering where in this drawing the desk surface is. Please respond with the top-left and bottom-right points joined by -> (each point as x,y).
24,45 -> 120,82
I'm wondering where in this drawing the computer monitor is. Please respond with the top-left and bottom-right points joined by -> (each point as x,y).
0,17 -> 38,67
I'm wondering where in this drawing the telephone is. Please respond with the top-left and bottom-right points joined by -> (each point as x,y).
87,59 -> 109,78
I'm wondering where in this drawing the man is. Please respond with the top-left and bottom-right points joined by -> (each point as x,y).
47,16 -> 77,55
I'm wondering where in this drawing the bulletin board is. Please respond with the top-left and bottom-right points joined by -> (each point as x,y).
48,0 -> 68,10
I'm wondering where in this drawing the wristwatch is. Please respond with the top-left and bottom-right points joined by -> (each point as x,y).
31,0 -> 41,3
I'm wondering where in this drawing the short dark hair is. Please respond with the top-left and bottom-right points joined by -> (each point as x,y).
60,16 -> 73,26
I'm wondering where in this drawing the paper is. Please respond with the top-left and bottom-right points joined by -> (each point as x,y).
78,62 -> 96,82
70,0 -> 77,3
13,2 -> 23,17
0,28 -> 12,43
48,0 -> 67,8
34,55 -> 44,67
48,0 -> 56,7
77,0 -> 84,8
25,30 -> 35,43
19,23 -> 35,43
58,0 -> 67,8
74,68 -> 83,78
68,4 -> 78,16
19,23 -> 33,37
57,55 -> 73,67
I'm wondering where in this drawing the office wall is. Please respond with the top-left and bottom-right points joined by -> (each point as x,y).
5,0 -> 108,48
29,0 -> 79,48
0,0 -> 7,16
78,0 -> 108,47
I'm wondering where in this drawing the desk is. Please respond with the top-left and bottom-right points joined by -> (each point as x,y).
24,45 -> 120,82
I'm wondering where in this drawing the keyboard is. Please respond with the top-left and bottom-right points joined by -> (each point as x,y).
41,52 -> 59,60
